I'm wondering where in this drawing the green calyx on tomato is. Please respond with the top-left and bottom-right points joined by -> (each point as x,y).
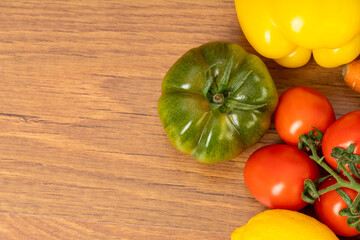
322,111 -> 360,171
299,128 -> 360,236
202,55 -> 267,114
158,42 -> 278,163
315,176 -> 360,237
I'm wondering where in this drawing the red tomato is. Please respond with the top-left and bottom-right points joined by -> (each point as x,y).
322,111 -> 360,170
244,144 -> 320,211
274,86 -> 335,145
314,177 -> 359,237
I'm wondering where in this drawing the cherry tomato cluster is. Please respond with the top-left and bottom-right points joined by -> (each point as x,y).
244,86 -> 360,237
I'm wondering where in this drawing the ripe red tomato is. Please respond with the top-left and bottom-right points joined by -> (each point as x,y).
314,177 -> 359,237
244,144 -> 320,211
274,86 -> 335,145
322,111 -> 360,170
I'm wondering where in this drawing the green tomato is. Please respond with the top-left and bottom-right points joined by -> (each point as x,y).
158,42 -> 278,163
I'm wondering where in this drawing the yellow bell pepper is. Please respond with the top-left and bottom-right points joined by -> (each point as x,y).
234,0 -> 360,68
231,209 -> 339,240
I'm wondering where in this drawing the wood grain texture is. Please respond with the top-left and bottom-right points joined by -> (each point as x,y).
0,0 -> 359,239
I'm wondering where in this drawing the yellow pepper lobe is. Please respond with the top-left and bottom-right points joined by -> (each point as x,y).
231,209 -> 339,240
275,46 -> 311,68
235,0 -> 360,68
235,0 -> 296,60
313,34 -> 360,68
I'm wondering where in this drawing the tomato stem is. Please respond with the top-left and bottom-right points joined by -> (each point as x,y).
300,134 -> 343,184
213,93 -> 225,104
317,183 -> 341,195
351,193 -> 360,215
338,161 -> 358,186
300,133 -> 360,193
202,54 -> 268,114
299,128 -> 360,231
202,59 -> 232,113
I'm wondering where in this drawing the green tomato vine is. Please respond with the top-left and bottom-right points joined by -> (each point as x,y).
299,128 -> 360,232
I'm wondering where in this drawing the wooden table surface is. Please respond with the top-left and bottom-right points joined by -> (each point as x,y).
0,0 -> 359,239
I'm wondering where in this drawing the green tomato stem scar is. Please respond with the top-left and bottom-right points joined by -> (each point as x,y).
213,93 -> 225,104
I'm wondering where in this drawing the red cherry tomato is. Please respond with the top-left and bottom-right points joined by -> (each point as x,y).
322,111 -> 360,170
274,86 -> 335,145
244,144 -> 320,211
314,177 -> 359,237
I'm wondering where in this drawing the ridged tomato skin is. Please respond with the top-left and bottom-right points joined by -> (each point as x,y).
158,42 -> 278,163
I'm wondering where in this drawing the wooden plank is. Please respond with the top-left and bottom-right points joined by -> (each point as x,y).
0,0 -> 358,239
0,214 -> 227,239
